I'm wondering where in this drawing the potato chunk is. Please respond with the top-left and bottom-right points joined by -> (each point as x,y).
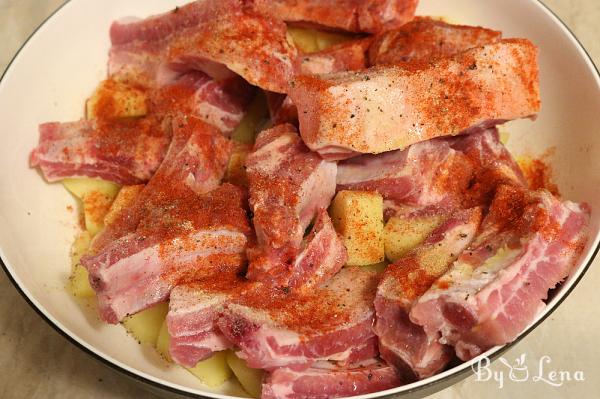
187,351 -> 232,387
226,143 -> 252,187
287,27 -> 353,53
103,184 -> 144,226
68,231 -> 95,298
63,178 -> 120,236
231,91 -> 269,145
384,214 -> 445,262
122,302 -> 169,346
227,351 -> 264,398
330,190 -> 384,266
155,318 -> 172,362
86,79 -> 148,120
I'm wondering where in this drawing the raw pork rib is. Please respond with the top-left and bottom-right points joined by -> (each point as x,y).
245,124 -> 338,286
166,9 -> 297,93
108,0 -> 239,88
269,38 -> 371,125
369,17 -> 501,65
29,118 -> 170,185
262,360 -> 403,399
289,39 -> 540,159
336,136 -> 473,210
167,274 -> 250,367
150,71 -> 253,135
337,128 -> 525,213
253,0 -> 418,33
294,39 -> 371,76
218,267 -> 380,369
374,208 -> 482,381
81,117 -> 250,323
411,185 -> 590,360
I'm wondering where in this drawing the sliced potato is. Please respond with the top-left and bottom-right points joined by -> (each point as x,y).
103,184 -> 144,226
63,178 -> 120,236
361,261 -> 388,273
287,27 -> 352,53
86,79 -> 148,120
232,91 -> 269,144
187,351 -> 232,387
156,318 -> 172,362
226,143 -> 252,187
122,302 -> 169,346
68,231 -> 95,298
226,351 -> 263,398
384,214 -> 445,262
330,190 -> 384,266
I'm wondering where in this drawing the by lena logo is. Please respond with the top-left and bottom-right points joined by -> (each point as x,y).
472,353 -> 585,389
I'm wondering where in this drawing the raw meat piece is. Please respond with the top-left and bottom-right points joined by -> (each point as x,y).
411,185 -> 590,360
289,39 -> 540,160
29,118 -> 170,185
374,207 -> 482,380
166,10 -> 297,93
109,0 -> 239,45
294,39 -> 371,76
167,274 -> 249,367
369,17 -> 501,65
253,0 -> 418,33
336,136 -> 473,210
245,124 -> 337,282
218,267 -> 380,369
262,359 -> 403,399
81,117 -> 250,323
150,71 -> 254,135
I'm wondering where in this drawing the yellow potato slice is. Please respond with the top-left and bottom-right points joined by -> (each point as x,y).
103,184 -> 144,226
384,214 -> 445,262
86,79 -> 148,120
187,351 -> 233,387
122,302 -> 169,346
226,143 -> 252,187
231,91 -> 269,144
63,178 -> 120,236
330,190 -> 385,266
226,351 -> 264,398
287,27 -> 353,53
68,231 -> 95,298
156,318 -> 172,362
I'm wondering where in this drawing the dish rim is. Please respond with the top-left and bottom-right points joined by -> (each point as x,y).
0,0 -> 599,398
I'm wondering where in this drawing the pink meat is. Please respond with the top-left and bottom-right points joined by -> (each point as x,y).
150,71 -> 254,135
285,209 -> 348,291
267,39 -> 371,125
167,276 -> 248,367
218,267 -> 380,369
410,186 -> 590,360
369,17 -> 502,65
245,124 -> 337,284
337,128 -> 526,216
166,9 -> 297,93
109,0 -> 239,46
374,207 -> 482,381
29,119 -> 170,184
294,39 -> 371,76
262,359 -> 404,399
336,136 -> 473,210
289,39 -> 540,160
253,0 -> 418,33
81,117 -> 250,323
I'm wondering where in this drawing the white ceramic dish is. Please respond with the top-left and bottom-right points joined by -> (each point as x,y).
0,0 -> 599,398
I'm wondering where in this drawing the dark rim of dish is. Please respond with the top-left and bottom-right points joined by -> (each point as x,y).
0,1 -> 599,398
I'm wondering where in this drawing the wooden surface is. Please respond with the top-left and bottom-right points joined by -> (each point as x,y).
1,1 -> 599,398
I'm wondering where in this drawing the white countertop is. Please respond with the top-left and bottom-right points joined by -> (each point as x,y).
1,1 -> 599,398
